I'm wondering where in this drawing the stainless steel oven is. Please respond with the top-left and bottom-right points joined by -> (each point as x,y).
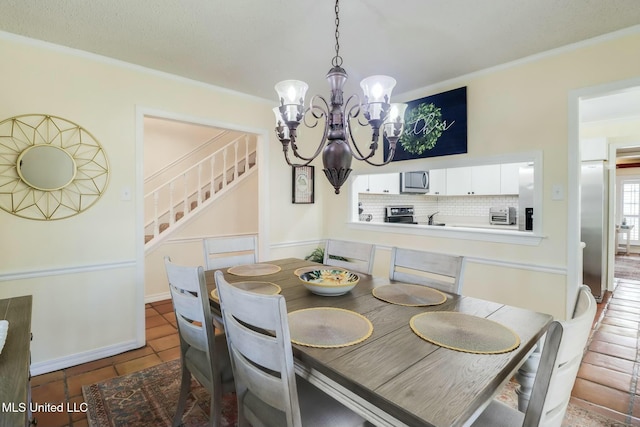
385,205 -> 417,224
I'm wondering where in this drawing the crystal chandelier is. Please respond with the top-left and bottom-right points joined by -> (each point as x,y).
273,0 -> 407,194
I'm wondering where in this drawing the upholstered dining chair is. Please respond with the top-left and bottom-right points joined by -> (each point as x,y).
471,284 -> 597,427
214,270 -> 372,427
164,257 -> 235,427
203,234 -> 258,270
388,247 -> 465,294
323,239 -> 375,275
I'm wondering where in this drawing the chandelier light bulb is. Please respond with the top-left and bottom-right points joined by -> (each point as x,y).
371,83 -> 384,100
360,75 -> 396,103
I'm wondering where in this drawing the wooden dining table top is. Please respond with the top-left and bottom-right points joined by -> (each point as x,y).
205,257 -> 552,427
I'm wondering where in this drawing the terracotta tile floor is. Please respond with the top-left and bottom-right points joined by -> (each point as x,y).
30,279 -> 640,427
30,300 -> 179,427
571,278 -> 640,426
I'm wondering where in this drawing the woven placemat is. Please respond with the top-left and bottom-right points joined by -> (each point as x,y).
211,281 -> 281,301
288,307 -> 373,348
227,263 -> 281,276
372,284 -> 447,306
410,311 -> 520,354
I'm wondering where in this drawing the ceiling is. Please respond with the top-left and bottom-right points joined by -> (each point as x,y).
1,0 -> 639,102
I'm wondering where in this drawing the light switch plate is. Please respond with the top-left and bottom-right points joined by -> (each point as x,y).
121,186 -> 132,201
552,184 -> 564,201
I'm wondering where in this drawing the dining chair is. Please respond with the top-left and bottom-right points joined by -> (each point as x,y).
164,257 -> 235,427
323,239 -> 375,275
203,234 -> 258,270
388,247 -> 465,294
471,284 -> 597,427
214,270 -> 372,427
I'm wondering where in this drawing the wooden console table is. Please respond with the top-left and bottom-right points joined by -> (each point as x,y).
0,295 -> 33,427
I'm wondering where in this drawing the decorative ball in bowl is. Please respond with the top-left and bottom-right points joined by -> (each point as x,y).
299,269 -> 360,296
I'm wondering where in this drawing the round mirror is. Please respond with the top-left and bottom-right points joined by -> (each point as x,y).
17,145 -> 77,191
0,114 -> 108,220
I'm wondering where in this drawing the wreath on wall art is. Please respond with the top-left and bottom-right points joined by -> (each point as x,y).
399,102 -> 447,155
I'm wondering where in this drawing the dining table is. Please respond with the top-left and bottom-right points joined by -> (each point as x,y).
205,258 -> 552,427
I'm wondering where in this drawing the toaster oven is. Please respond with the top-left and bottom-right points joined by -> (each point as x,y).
490,207 -> 516,225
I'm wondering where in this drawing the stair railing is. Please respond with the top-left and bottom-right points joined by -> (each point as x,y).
144,135 -> 256,244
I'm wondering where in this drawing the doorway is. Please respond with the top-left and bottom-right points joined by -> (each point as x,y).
578,85 -> 640,294
612,153 -> 640,281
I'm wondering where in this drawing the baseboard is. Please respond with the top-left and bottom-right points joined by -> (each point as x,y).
145,291 -> 171,304
30,339 -> 140,376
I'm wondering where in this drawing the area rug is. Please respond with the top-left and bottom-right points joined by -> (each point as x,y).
82,359 -> 237,427
614,254 -> 640,281
83,360 -> 625,427
496,380 -> 627,427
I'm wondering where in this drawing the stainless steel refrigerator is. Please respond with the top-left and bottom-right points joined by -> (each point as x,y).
581,160 -> 608,302
518,164 -> 534,231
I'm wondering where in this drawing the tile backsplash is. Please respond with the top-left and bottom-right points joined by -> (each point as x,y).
358,193 -> 519,224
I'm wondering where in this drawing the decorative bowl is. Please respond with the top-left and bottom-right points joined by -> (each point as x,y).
299,269 -> 360,296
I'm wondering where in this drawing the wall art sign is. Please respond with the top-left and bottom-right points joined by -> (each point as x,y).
292,165 -> 314,204
385,86 -> 467,162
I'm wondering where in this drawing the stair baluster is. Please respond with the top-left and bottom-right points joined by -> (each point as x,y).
233,141 -> 239,182
144,136 -> 258,247
153,191 -> 160,238
223,149 -> 228,189
182,173 -> 188,213
244,136 -> 249,175
169,181 -> 176,226
197,163 -> 203,205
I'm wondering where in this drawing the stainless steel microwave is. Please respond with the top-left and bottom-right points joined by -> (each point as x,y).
400,171 -> 429,194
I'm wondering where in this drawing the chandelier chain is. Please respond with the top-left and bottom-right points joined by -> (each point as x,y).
332,0 -> 343,67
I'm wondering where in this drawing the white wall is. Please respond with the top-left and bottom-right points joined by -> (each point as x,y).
323,30 -> 640,320
1,28 -> 639,372
0,32 -> 324,373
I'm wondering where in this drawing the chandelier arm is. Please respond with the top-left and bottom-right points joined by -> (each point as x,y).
305,94 -> 330,126
345,120 -> 377,161
344,94 -> 369,127
283,148 -> 317,167
343,96 -> 375,161
344,101 -> 379,161
288,98 -> 330,162
359,146 -> 397,166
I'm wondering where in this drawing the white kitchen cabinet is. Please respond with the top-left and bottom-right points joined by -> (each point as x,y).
368,173 -> 400,194
353,173 -> 400,194
500,162 -> 527,194
446,165 -> 500,195
446,167 -> 472,195
353,175 -> 369,194
429,169 -> 447,195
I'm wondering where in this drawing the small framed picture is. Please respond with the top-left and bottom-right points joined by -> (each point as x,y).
292,166 -> 314,204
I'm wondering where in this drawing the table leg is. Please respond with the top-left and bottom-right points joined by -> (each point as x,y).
515,341 -> 542,412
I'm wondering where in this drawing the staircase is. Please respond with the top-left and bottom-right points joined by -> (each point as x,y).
144,136 -> 257,248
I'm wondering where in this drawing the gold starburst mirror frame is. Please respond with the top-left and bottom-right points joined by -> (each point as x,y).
0,114 -> 109,220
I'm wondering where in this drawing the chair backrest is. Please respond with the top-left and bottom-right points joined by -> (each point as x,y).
389,247 -> 465,294
164,257 -> 216,379
215,270 -> 302,427
203,234 -> 258,270
523,285 -> 597,427
323,239 -> 375,275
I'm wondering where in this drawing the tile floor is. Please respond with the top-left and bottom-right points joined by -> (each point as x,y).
571,277 -> 640,426
29,300 -> 179,427
30,279 -> 640,427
